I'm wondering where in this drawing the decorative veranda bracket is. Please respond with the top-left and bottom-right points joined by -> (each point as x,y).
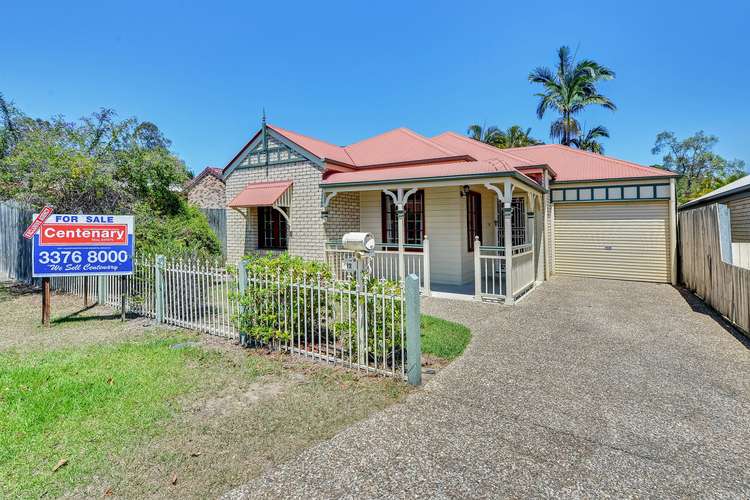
320,191 -> 337,220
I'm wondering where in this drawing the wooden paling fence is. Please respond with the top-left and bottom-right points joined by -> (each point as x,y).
200,208 -> 227,255
0,201 -> 34,283
679,204 -> 750,334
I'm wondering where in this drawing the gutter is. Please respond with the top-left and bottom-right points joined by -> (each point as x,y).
320,170 -> 547,193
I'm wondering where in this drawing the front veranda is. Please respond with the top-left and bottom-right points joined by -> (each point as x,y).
321,175 -> 546,304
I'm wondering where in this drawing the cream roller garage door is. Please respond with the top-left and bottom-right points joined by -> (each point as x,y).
554,201 -> 670,282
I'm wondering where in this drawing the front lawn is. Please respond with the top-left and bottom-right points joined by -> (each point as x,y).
0,283 -> 471,498
421,314 -> 471,360
0,286 -> 410,499
0,332 -> 210,497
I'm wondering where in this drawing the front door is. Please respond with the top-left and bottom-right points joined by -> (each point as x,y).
467,191 -> 482,251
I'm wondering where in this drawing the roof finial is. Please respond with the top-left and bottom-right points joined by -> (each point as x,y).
262,108 -> 266,127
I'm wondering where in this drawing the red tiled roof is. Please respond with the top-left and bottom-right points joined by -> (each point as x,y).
226,124 -> 676,184
228,180 -> 292,208
267,124 -> 354,165
343,128 -> 466,166
322,158 -> 524,186
188,166 -> 224,188
497,144 -> 673,182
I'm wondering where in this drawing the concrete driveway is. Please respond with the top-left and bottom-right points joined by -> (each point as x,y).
226,277 -> 750,499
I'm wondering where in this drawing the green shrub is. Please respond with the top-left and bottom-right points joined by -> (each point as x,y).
134,201 -> 221,259
231,253 -> 332,345
230,253 -> 404,369
333,277 -> 404,366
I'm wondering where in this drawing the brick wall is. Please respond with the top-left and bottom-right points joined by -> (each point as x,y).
325,191 -> 360,242
187,175 -> 225,209
225,161 -> 360,263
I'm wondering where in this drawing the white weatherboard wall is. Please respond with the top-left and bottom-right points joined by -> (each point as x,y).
553,201 -> 671,283
359,187 -> 465,285
460,185 -> 500,284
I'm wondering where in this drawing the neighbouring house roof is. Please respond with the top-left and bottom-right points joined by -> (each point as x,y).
679,174 -> 750,211
223,124 -> 677,187
228,180 -> 293,208
188,166 -> 224,189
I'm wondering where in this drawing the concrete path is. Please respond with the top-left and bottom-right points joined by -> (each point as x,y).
225,277 -> 750,499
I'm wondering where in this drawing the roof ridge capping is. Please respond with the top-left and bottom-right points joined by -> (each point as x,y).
267,123 -> 356,165
394,127 -> 462,156
432,131 -> 544,166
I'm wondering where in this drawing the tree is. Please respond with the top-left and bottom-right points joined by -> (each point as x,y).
467,124 -> 503,146
652,131 -> 746,203
467,124 -> 543,148
0,96 -> 221,257
529,46 -> 616,145
571,125 -> 609,154
495,125 -> 543,148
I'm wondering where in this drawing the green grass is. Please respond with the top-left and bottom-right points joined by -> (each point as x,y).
0,331 -> 216,498
420,314 -> 471,360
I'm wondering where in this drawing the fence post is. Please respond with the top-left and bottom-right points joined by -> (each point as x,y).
97,275 -> 106,305
238,259 -> 248,347
405,273 -> 422,386
155,255 -> 165,323
474,236 -> 481,300
422,235 -> 431,296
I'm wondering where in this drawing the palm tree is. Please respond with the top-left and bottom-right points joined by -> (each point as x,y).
529,46 -> 616,145
467,124 -> 502,146
571,125 -> 609,154
496,125 -> 543,148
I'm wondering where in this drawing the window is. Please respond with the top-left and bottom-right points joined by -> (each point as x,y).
258,207 -> 288,249
381,190 -> 425,247
497,197 -> 527,246
466,191 -> 482,251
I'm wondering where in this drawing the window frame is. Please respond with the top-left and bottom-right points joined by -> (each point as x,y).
380,190 -> 425,249
257,206 -> 288,250
497,197 -> 527,247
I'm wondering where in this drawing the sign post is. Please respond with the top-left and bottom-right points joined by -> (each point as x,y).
42,278 -> 51,327
30,213 -> 135,326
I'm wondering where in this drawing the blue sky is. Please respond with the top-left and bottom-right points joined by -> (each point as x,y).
3,0 -> 748,174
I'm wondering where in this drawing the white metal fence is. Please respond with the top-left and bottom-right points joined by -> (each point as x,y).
49,255 -> 421,381
239,266 -> 409,377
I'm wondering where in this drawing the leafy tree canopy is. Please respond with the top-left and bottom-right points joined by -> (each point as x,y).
467,124 -> 543,148
0,93 -> 220,258
529,46 -> 615,146
652,130 -> 746,203
571,125 -> 609,154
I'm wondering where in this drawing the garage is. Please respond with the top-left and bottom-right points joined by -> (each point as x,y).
553,201 -> 671,283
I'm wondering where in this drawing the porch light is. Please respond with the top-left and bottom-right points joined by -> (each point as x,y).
460,185 -> 470,197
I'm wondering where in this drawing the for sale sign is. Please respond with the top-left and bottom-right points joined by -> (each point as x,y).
31,214 -> 134,277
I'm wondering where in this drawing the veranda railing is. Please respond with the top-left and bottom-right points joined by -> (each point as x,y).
325,238 -> 430,293
473,237 -> 536,303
